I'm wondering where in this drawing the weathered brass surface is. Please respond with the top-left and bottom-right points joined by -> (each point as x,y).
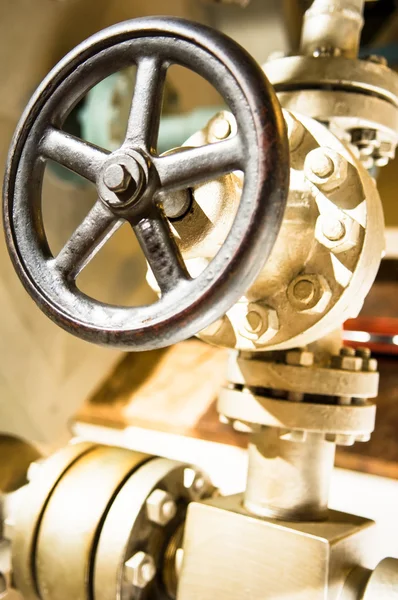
178,494 -> 380,600
12,442 -> 96,600
245,429 -> 335,520
166,110 -> 385,352
228,355 -> 379,399
35,446 -> 149,600
93,457 -> 211,600
218,387 -> 376,437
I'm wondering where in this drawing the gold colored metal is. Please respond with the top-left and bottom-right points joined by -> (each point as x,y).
264,56 -> 398,106
218,387 -> 376,438
160,110 -> 384,353
12,442 -> 96,600
163,524 -> 184,599
244,428 -> 335,520
361,558 -> 398,599
300,0 -> 364,59
227,354 -> 379,399
93,458 -> 209,600
0,435 -> 41,494
178,494 -> 381,600
35,446 -> 149,600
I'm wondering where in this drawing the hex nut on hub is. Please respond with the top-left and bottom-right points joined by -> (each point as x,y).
98,152 -> 145,209
103,163 -> 132,193
146,489 -> 177,526
287,274 -> 332,314
232,300 -> 279,347
124,551 -> 156,589
315,213 -> 361,254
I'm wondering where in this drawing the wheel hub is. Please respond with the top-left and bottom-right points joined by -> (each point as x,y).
98,150 -> 146,209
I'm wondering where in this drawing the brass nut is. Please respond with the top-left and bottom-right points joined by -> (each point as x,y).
304,148 -> 348,191
315,213 -> 361,254
286,349 -> 314,367
332,347 -> 363,372
287,274 -> 332,314
146,489 -> 177,526
325,433 -> 356,446
235,301 -> 279,346
211,117 -> 231,140
124,552 -> 156,589
207,111 -> 237,143
184,468 -> 213,500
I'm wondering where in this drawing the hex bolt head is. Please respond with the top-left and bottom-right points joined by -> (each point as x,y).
310,152 -> 334,179
304,148 -> 348,191
331,347 -> 363,371
286,349 -> 314,367
124,552 -> 156,589
103,163 -> 132,193
184,468 -> 212,500
325,433 -> 356,446
287,274 -> 331,314
315,213 -> 360,254
322,218 -> 346,242
211,117 -> 231,140
233,301 -> 279,347
146,489 -> 177,526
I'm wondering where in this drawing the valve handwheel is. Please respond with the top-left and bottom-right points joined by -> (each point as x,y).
3,17 -> 289,351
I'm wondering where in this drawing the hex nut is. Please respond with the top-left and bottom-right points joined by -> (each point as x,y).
332,347 -> 363,372
207,111 -> 237,143
103,163 -> 131,193
315,213 -> 361,254
304,148 -> 348,191
287,274 -> 332,314
325,433 -> 356,446
124,552 -> 156,589
235,301 -> 279,346
286,349 -> 314,367
184,468 -> 213,500
146,489 -> 177,526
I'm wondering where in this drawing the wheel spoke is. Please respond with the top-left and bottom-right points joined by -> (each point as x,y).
133,209 -> 190,294
55,201 -> 122,279
154,136 -> 243,191
40,127 -> 109,183
124,56 -> 167,152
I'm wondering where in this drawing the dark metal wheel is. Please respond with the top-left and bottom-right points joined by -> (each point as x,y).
3,17 -> 289,351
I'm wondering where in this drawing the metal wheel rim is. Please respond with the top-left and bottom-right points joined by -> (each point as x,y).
3,17 -> 289,351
